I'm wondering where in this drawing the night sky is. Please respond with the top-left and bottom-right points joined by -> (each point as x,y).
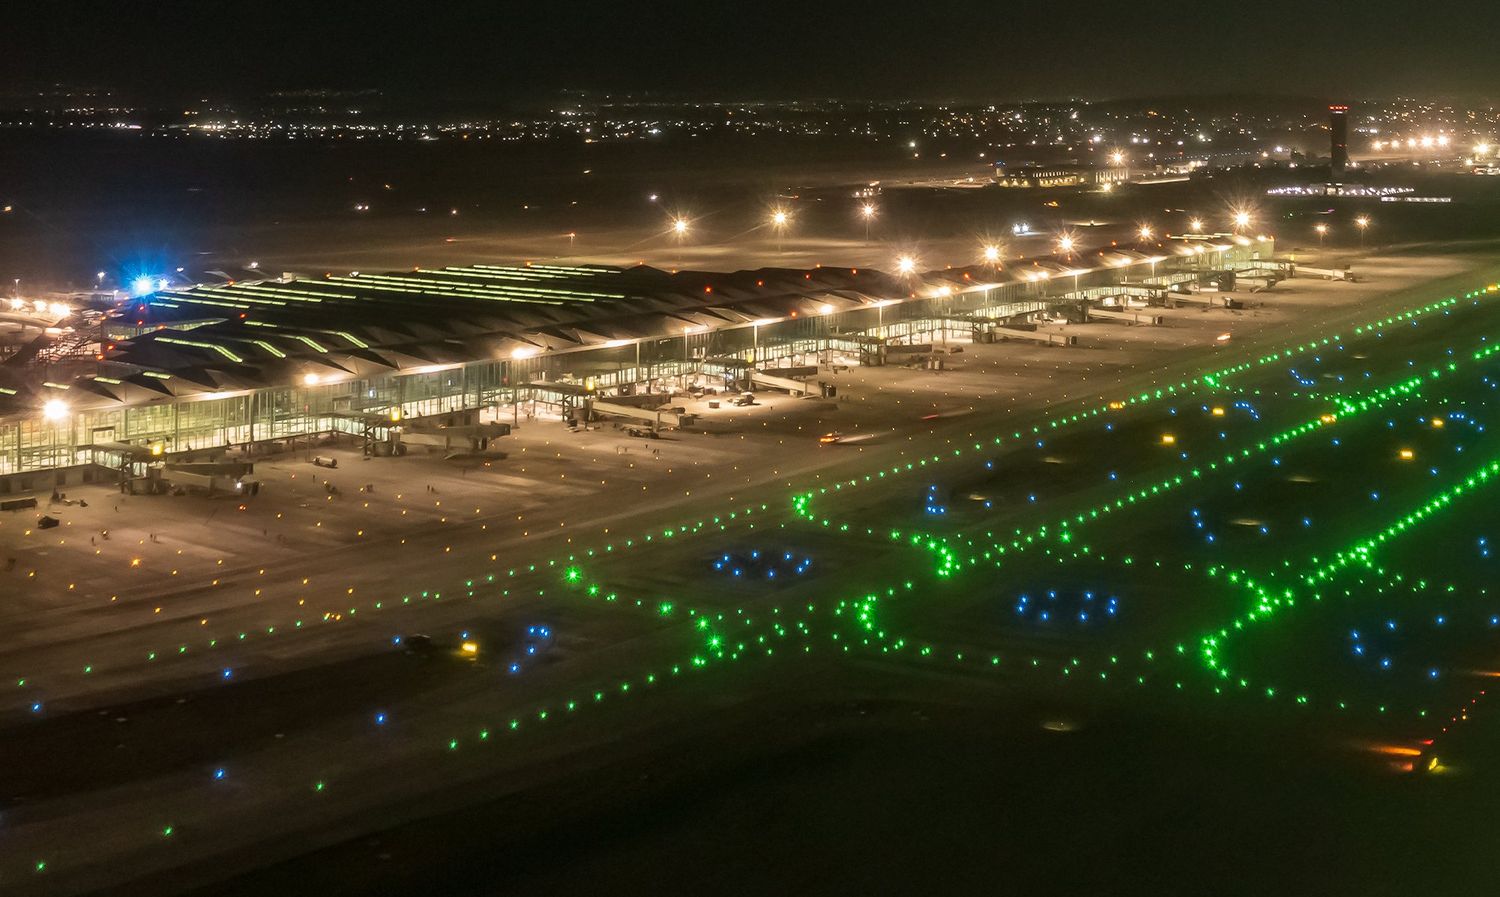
7,0 -> 1499,103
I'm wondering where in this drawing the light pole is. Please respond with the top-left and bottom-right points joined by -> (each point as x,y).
1315,223 -> 1328,248
1355,215 -> 1370,248
672,217 -> 689,269
860,203 -> 876,245
771,209 -> 790,258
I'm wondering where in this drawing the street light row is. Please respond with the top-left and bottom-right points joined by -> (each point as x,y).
668,207 -> 1363,269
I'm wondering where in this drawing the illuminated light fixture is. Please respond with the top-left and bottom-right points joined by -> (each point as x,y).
1211,407 -> 1225,416
1320,413 -> 1337,424
982,244 -> 1001,263
934,285 -> 952,297
132,275 -> 156,297
1398,448 -> 1415,460
672,217 -> 689,235
1189,218 -> 1203,232
895,255 -> 917,275
150,443 -> 164,456
302,373 -> 321,386
771,209 -> 789,227
818,303 -> 834,314
1160,434 -> 1176,445
1109,150 -> 1125,165
1431,417 -> 1445,428
1107,401 -> 1125,410
460,641 -> 479,655
603,338 -> 631,348
860,203 -> 877,219
389,408 -> 403,422
511,346 -> 541,360
1057,235 -> 1075,253
1355,215 -> 1370,228
1232,210 -> 1252,229
1138,225 -> 1153,240
41,398 -> 69,421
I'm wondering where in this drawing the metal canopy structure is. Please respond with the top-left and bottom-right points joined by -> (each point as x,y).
0,238 -> 1274,483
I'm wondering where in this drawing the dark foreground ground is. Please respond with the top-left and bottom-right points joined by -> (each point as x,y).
134,658 -> 1492,897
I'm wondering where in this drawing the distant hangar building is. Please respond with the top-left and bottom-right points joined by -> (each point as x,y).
994,162 -> 1129,189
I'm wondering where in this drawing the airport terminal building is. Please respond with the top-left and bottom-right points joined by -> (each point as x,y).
0,237 -> 1276,494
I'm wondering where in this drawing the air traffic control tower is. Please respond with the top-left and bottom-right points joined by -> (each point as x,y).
1329,104 -> 1349,177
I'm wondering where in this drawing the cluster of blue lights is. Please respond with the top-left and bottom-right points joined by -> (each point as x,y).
711,549 -> 813,580
1012,589 -> 1119,626
508,625 -> 555,675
